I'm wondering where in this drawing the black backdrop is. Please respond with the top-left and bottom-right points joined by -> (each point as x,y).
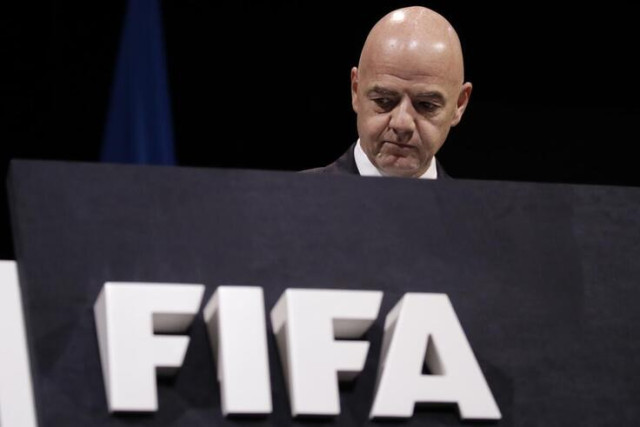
3,0 -> 640,259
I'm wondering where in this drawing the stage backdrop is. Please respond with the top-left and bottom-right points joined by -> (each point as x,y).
8,160 -> 640,426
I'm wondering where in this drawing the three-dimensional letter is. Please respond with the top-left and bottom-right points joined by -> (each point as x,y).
0,261 -> 38,427
271,289 -> 382,416
203,286 -> 272,415
94,282 -> 204,412
370,293 -> 500,420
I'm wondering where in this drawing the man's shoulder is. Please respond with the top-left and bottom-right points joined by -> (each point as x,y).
301,144 -> 359,176
436,160 -> 450,179
302,165 -> 334,174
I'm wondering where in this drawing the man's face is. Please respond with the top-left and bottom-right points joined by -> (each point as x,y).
351,47 -> 470,178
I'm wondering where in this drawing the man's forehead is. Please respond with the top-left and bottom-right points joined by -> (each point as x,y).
360,47 -> 461,84
361,71 -> 457,94
359,22 -> 464,87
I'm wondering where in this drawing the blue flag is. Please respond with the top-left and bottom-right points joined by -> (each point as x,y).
101,0 -> 175,165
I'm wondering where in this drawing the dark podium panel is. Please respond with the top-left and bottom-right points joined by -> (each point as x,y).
8,160 -> 640,426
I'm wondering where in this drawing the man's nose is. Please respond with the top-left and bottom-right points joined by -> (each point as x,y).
388,98 -> 415,136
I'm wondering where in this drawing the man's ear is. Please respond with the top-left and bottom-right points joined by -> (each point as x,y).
451,82 -> 473,127
351,67 -> 359,113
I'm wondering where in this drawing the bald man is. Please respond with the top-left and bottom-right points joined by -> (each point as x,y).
307,6 -> 472,178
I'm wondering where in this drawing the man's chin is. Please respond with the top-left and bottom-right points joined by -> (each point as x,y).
375,159 -> 423,178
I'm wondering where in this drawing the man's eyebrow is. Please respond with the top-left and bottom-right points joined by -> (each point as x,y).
366,86 -> 398,96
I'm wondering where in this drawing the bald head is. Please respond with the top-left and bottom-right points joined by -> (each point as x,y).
359,6 -> 465,85
350,6 -> 472,178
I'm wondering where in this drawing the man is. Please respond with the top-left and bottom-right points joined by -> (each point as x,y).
307,6 -> 472,179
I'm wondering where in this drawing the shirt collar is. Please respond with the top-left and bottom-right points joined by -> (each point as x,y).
354,139 -> 438,179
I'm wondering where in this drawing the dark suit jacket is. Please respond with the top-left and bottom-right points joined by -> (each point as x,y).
304,143 -> 450,178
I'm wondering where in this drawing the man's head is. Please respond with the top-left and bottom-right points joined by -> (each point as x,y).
351,6 -> 472,177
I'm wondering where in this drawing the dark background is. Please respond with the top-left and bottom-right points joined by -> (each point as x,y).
3,0 -> 640,259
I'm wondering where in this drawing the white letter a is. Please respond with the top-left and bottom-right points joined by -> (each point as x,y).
370,293 -> 500,420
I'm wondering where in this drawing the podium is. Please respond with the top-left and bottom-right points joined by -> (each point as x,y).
5,160 -> 640,426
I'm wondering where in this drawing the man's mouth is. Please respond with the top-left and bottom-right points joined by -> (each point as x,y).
382,140 -> 415,149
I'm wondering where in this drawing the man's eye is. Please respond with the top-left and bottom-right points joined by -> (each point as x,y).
417,101 -> 441,113
373,98 -> 393,109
